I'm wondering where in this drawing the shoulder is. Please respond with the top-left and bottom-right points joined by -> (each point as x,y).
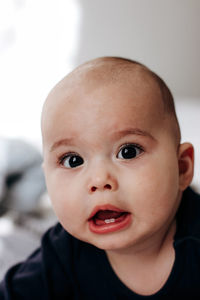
0,223 -> 83,299
42,222 -> 104,270
175,187 -> 200,243
42,222 -> 83,259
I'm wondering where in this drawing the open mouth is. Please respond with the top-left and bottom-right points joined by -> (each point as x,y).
92,210 -> 128,225
88,205 -> 131,234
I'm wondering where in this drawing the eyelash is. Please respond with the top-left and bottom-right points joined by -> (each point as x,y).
119,143 -> 144,153
57,143 -> 144,168
58,152 -> 79,165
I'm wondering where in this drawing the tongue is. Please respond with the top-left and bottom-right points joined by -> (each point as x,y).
95,210 -> 124,220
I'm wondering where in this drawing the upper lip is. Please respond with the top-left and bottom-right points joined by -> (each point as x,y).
88,204 -> 127,220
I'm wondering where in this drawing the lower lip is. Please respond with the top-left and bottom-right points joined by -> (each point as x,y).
88,213 -> 132,234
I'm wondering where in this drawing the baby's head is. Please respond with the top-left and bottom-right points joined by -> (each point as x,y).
41,57 -> 194,252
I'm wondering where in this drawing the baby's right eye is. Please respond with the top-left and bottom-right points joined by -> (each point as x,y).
60,154 -> 84,168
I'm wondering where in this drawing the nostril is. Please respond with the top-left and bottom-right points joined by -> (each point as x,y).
104,184 -> 112,190
91,186 -> 97,192
90,184 -> 112,192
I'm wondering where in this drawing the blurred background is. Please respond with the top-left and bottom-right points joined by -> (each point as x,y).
0,0 -> 199,278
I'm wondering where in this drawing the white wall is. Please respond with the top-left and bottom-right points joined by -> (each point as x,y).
175,98 -> 200,191
75,0 -> 200,99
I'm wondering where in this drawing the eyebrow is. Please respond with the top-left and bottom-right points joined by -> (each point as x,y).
50,138 -> 75,152
111,128 -> 156,141
50,128 -> 155,152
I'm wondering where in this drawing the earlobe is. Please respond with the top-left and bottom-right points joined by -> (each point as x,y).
178,143 -> 194,191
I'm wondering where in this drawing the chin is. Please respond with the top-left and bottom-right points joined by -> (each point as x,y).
89,235 -> 134,251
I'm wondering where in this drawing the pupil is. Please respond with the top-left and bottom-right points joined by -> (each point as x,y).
122,146 -> 136,159
69,156 -> 83,168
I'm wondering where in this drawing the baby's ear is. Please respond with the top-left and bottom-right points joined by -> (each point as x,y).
178,142 -> 194,191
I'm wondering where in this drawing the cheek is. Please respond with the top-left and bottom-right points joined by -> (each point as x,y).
140,150 -> 179,192
45,171 -> 83,226
120,153 -> 180,219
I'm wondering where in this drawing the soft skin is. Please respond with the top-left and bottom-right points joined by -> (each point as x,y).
41,64 -> 194,294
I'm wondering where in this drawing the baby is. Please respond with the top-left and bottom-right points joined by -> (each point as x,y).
0,57 -> 199,299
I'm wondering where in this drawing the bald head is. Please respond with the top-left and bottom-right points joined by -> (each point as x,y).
73,56 -> 178,115
41,56 -> 181,145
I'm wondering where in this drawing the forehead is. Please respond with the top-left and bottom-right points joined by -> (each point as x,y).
42,65 -> 165,144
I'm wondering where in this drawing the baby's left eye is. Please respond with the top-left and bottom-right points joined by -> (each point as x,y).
117,144 -> 143,160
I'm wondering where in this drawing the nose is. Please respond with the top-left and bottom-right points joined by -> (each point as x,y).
87,163 -> 118,194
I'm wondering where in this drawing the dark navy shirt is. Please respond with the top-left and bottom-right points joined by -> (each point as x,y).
0,187 -> 200,299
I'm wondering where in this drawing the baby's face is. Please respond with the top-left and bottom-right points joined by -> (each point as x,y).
42,75 -> 182,252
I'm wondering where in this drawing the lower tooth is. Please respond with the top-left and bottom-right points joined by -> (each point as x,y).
105,218 -> 115,224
